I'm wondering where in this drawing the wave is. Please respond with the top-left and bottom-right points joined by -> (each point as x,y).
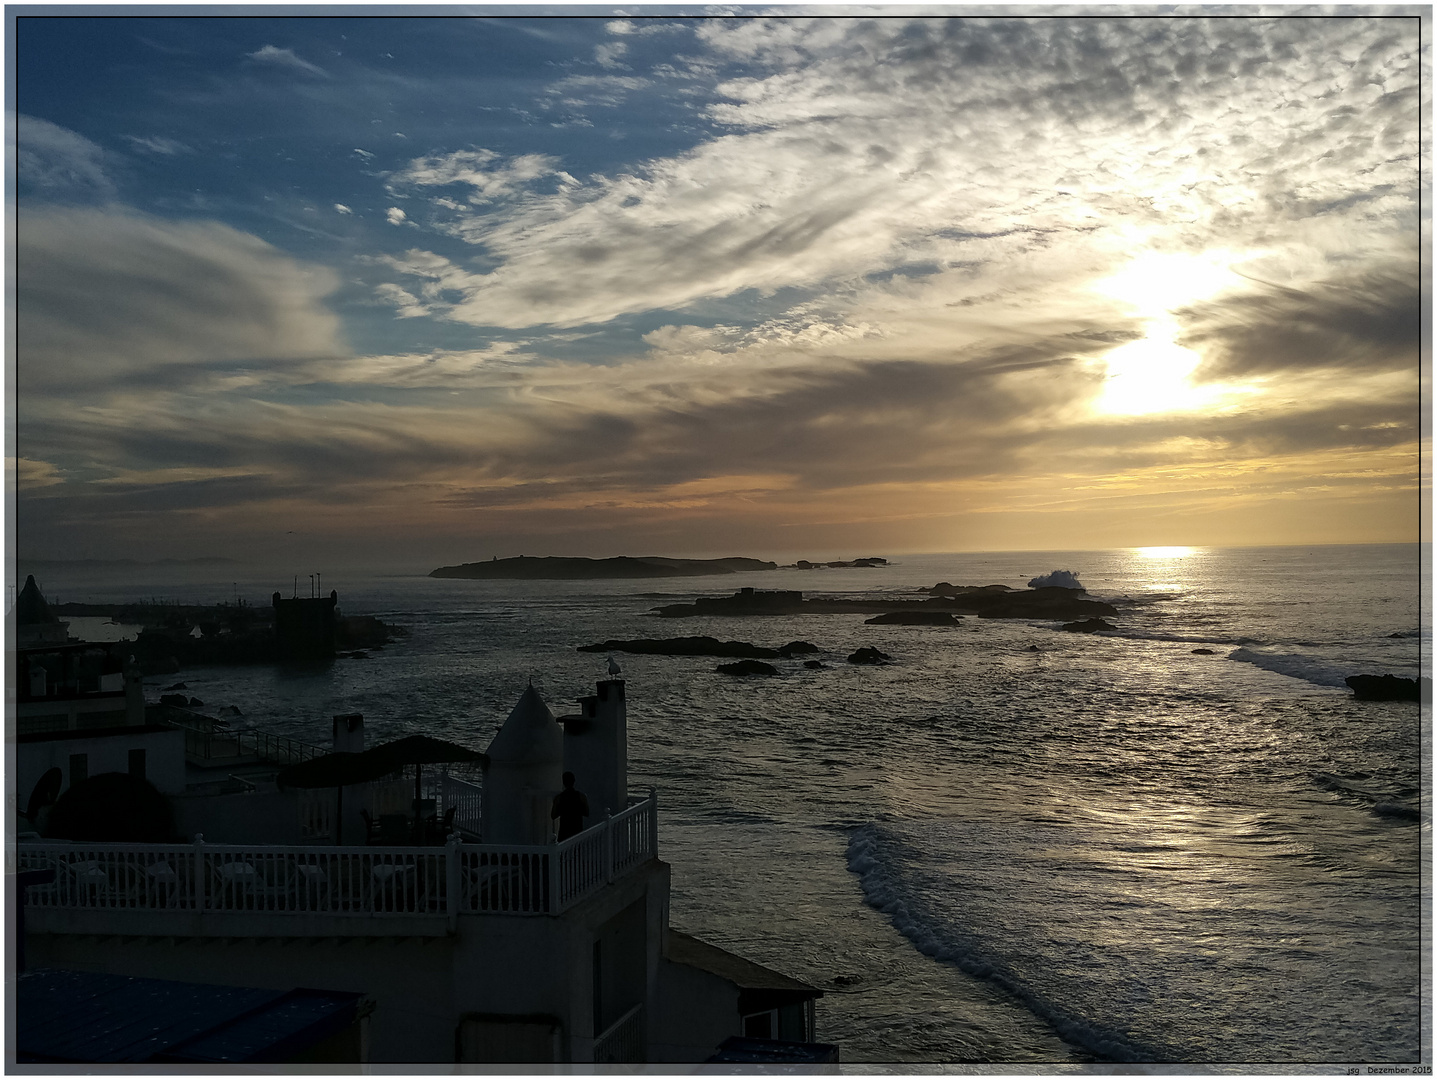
1226,648 -> 1352,689
846,824 -> 1159,1063
1313,773 -> 1422,821
1101,629 -> 1262,648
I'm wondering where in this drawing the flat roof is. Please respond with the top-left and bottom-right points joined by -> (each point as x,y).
17,969 -> 368,1064
17,724 -> 178,745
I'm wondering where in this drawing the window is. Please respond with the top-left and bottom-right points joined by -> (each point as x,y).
68,754 -> 88,786
742,1010 -> 777,1040
128,748 -> 146,781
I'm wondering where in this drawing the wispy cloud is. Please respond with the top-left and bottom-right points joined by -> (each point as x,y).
17,115 -> 115,202
245,44 -> 329,78
125,134 -> 191,156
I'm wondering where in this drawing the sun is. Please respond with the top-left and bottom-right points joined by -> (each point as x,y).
1094,327 -> 1225,415
1089,249 -> 1255,417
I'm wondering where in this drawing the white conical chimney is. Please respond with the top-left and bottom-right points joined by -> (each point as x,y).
480,683 -> 564,844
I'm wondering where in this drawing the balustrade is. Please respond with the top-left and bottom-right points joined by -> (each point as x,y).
17,791 -> 657,928
593,1003 -> 646,1064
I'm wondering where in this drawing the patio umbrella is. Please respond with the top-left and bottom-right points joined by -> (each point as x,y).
278,737 -> 488,843
360,735 -> 488,813
276,752 -> 398,845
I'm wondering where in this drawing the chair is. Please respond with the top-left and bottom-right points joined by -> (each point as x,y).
144,861 -> 180,907
361,809 -> 381,845
61,860 -> 111,905
215,861 -> 258,908
293,863 -> 329,910
369,859 -> 418,912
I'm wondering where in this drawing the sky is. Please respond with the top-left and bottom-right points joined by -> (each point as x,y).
11,10 -> 1427,569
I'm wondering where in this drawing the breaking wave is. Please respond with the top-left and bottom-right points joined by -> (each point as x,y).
1028,569 -> 1083,590
1226,647 -> 1352,689
846,824 -> 1156,1063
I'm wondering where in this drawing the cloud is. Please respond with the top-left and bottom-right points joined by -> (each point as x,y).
14,457 -> 65,489
17,115 -> 115,202
17,207 -> 346,398
125,134 -> 191,156
388,148 -> 573,204
1180,267 -> 1421,380
366,18 -> 1416,338
245,44 -> 328,78
14,19 -> 1421,560
594,41 -> 628,69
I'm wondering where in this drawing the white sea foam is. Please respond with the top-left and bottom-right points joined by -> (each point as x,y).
1226,647 -> 1353,688
1028,569 -> 1082,590
846,824 -> 1155,1063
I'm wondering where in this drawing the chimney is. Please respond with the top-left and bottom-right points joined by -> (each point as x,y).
562,677 -> 627,817
332,713 -> 365,754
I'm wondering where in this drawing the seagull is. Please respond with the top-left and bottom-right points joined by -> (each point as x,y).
607,655 -> 621,676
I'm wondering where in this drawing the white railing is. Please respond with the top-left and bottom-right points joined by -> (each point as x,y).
554,793 -> 657,910
17,842 -> 449,917
593,1003 -> 646,1064
18,791 -> 658,930
440,774 -> 483,836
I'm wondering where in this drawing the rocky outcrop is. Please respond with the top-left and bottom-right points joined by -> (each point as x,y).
716,659 -> 778,676
579,637 -> 780,659
847,647 -> 892,665
975,588 -> 1116,621
1345,674 -> 1430,702
777,641 -> 819,657
864,611 -> 960,626
922,582 -> 1012,599
657,586 -> 1113,621
1061,618 -> 1115,633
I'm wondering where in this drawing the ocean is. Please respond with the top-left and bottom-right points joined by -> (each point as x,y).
32,543 -> 1428,1066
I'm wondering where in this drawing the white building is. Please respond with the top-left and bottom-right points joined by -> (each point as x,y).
16,675 -> 829,1064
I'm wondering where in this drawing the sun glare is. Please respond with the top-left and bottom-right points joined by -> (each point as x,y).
1094,250 -> 1246,318
1134,546 -> 1198,559
1090,249 -> 1255,417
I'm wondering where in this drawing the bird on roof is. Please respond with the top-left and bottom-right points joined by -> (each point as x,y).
607,655 -> 621,676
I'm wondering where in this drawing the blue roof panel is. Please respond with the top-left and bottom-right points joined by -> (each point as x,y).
18,970 -> 363,1064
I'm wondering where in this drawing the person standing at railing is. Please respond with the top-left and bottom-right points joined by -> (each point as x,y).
550,772 -> 589,841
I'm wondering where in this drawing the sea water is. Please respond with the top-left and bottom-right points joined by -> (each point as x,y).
32,544 -> 1428,1065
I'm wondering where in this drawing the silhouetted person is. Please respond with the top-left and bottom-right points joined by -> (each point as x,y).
551,771 -> 589,841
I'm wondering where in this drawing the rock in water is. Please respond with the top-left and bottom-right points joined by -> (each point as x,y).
864,611 -> 959,626
716,659 -> 778,676
1191,648 -> 1215,655
1061,618 -> 1115,633
579,637 -> 779,658
777,640 -> 820,657
1345,674 -> 1429,702
847,647 -> 892,665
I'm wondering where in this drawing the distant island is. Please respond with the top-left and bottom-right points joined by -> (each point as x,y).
429,555 -> 779,580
